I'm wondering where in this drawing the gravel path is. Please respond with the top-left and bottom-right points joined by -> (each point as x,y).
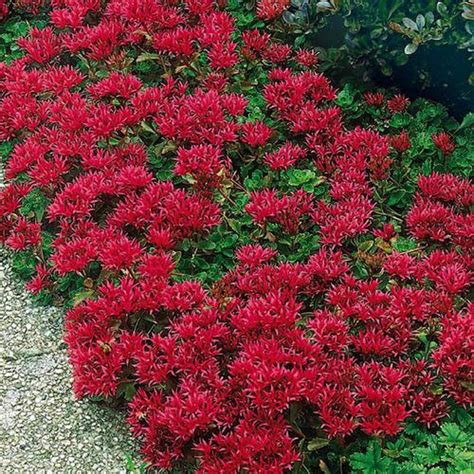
0,246 -> 138,471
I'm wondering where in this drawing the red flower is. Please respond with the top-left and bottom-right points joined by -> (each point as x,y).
373,223 -> 396,240
263,142 -> 306,170
174,145 -> 227,190
87,72 -> 142,99
246,188 -> 282,224
241,29 -> 270,58
363,91 -> 384,107
235,244 -> 277,267
208,42 -> 239,70
433,306 -> 474,406
52,238 -> 97,275
432,132 -> 455,156
2,1 -> 472,470
0,1 -> 8,20
26,264 -> 52,294
18,27 -> 63,64
5,218 -> 41,250
241,121 -> 273,147
256,0 -> 290,20
387,94 -> 410,113
390,130 -> 411,153
383,252 -> 416,279
153,27 -> 196,57
246,189 -> 314,234
295,49 -> 318,67
263,42 -> 292,63
98,234 -> 143,271
406,173 -> 472,249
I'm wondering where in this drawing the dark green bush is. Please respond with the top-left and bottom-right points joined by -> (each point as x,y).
278,0 -> 474,115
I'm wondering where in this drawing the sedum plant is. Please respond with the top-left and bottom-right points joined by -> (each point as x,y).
0,0 -> 473,472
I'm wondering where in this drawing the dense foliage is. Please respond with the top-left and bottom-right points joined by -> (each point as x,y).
253,0 -> 474,115
0,0 -> 473,472
272,0 -> 474,55
350,408 -> 474,473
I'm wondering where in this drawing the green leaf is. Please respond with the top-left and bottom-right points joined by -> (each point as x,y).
390,113 -> 411,129
336,84 -> 355,107
412,445 -> 441,466
405,43 -> 418,55
459,380 -> 474,391
422,159 -> 432,175
288,169 -> 316,186
226,218 -> 241,233
120,382 -> 137,402
453,408 -> 472,429
72,289 -> 95,306
392,237 -> 418,252
20,189 -> 48,222
387,189 -> 406,206
458,112 -> 474,131
243,170 -> 265,191
307,437 -> 330,451
402,17 -> 418,31
220,234 -> 238,249
416,14 -> 425,30
358,240 -> 374,252
439,423 -> 468,445
436,2 -> 448,16
136,52 -> 161,62
425,12 -> 435,25
11,250 -> 37,280
350,442 -> 391,473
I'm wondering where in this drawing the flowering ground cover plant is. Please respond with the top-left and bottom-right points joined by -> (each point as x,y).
0,0 -> 473,472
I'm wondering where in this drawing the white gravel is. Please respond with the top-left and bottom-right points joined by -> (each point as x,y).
0,166 -> 138,472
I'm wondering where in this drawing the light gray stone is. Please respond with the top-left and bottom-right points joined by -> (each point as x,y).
0,163 -> 139,472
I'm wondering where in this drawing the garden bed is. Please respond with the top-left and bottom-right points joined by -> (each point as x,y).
0,0 -> 472,472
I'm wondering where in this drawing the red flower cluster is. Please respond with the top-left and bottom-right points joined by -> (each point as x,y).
364,91 -> 384,107
387,94 -> 410,113
0,0 -> 472,472
256,0 -> 290,20
433,305 -> 474,406
264,142 -> 307,170
0,0 -> 8,20
309,128 -> 391,244
407,172 -> 473,249
432,131 -> 456,156
174,145 -> 228,191
246,189 -> 314,234
390,130 -> 411,153
364,91 -> 410,114
65,240 -> 468,470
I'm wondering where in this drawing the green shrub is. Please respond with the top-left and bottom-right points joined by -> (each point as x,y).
276,0 -> 474,115
350,408 -> 474,474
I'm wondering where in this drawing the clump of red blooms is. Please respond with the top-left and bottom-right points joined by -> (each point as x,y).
364,90 -> 411,115
256,0 -> 290,20
432,131 -> 456,156
407,172 -> 473,249
1,0 -> 45,18
387,93 -> 410,113
363,91 -> 385,107
0,1 -> 8,20
390,130 -> 411,153
0,0 -> 472,472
